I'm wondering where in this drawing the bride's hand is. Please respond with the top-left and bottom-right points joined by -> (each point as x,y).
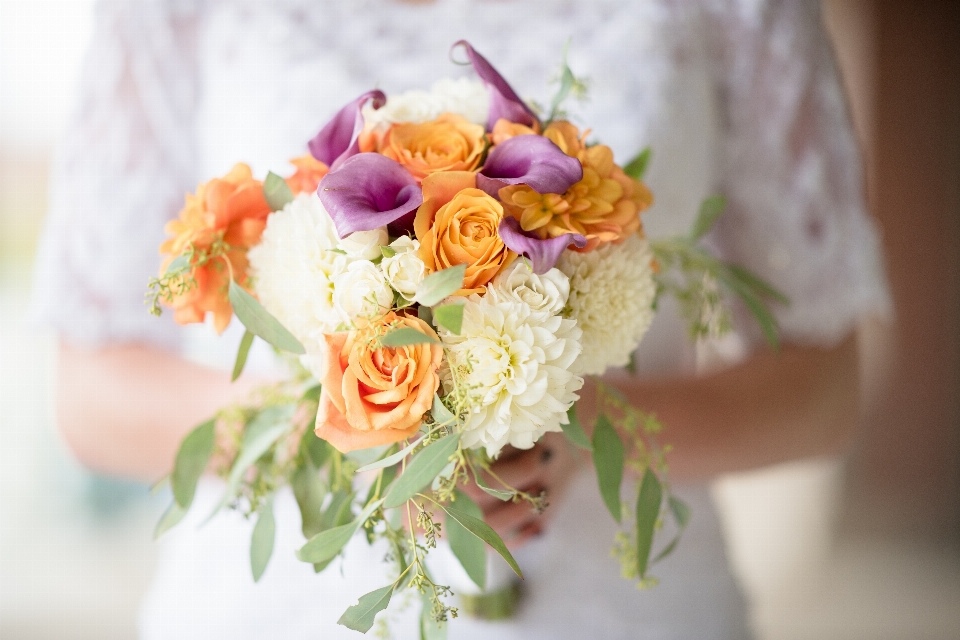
461,432 -> 585,548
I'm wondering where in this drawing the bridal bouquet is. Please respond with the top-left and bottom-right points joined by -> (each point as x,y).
147,42 -> 783,635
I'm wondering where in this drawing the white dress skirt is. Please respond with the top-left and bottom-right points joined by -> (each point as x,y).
30,1 -> 891,637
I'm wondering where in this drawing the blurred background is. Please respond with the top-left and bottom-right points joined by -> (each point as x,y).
0,1 -> 958,638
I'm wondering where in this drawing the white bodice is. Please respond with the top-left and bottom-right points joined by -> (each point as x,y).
30,1 -> 891,638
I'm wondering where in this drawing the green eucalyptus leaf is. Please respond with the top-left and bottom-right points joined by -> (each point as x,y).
440,503 -> 523,580
164,253 -> 191,275
383,434 -> 461,509
447,491 -> 487,589
415,264 -> 466,307
592,414 -> 625,522
561,405 -> 592,450
229,281 -> 305,354
263,171 -> 295,211
431,394 -> 456,426
292,464 -> 326,539
475,475 -> 514,502
547,42 -> 576,121
171,418 -> 216,509
356,438 -> 423,473
380,245 -> 397,259
724,264 -> 790,305
231,330 -> 255,382
380,326 -> 440,348
623,147 -> 652,181
432,302 -> 464,335
338,584 -> 394,633
300,430 -> 331,470
716,269 -> 781,351
250,497 -> 276,582
417,305 -> 433,326
364,464 -> 398,509
669,496 -> 691,528
635,467 -> 663,579
154,499 -> 188,539
301,384 -> 323,403
420,590 -> 448,640
689,195 -> 727,241
297,499 -> 383,564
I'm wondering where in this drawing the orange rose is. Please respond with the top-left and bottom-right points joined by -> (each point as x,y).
159,163 -> 271,333
498,121 -> 652,251
315,313 -> 443,453
285,154 -> 329,194
414,172 -> 516,296
490,117 -> 539,145
377,113 -> 486,182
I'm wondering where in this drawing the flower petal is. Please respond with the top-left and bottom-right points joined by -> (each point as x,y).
498,216 -> 586,274
453,40 -> 538,131
318,153 -> 423,237
477,135 -> 583,197
308,90 -> 387,169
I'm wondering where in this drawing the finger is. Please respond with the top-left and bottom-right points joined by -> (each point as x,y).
482,496 -> 544,538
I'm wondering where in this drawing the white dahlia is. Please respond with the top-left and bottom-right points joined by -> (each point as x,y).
439,295 -> 583,457
556,234 -> 657,376
248,193 -> 350,375
362,77 -> 489,127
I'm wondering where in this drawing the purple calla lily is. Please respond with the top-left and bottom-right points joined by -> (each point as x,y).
308,90 -> 386,170
453,41 -> 539,132
318,153 -> 423,238
477,135 -> 583,197
498,216 -> 586,274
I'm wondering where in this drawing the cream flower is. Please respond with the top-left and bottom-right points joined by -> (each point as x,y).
382,236 -> 427,301
556,233 -> 657,376
339,227 -> 388,261
248,192 -> 349,376
487,261 -> 570,319
332,260 -> 394,325
439,295 -> 583,457
362,77 -> 489,128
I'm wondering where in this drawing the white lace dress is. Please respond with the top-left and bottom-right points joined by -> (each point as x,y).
31,1 -> 891,638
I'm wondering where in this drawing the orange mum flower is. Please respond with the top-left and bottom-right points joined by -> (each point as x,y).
285,154 -> 329,195
498,121 -> 652,251
159,163 -> 271,333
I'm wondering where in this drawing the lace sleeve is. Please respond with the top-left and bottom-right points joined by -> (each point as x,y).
29,0 -> 203,348
707,0 -> 892,347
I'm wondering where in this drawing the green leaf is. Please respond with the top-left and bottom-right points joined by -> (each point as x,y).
171,418 -> 216,509
228,281 -> 305,354
322,489 -> 357,530
475,475 -> 514,502
154,499 -> 187,539
415,264 -> 466,307
689,195 -> 727,241
561,405 -> 592,450
164,253 -> 191,275
300,429 -> 331,470
431,394 -> 456,426
652,496 -> 692,564
724,264 -> 790,305
417,304 -> 433,326
420,590 -> 448,640
383,434 -> 461,509
432,302 -> 464,335
356,437 -> 423,473
292,464 -> 326,539
297,499 -> 383,564
635,467 -> 663,579
301,384 -> 323,403
380,326 -> 440,348
716,269 -> 781,351
250,497 -> 276,582
623,147 -> 652,181
547,41 -> 576,122
592,414 -> 625,522
231,330 -> 255,382
440,503 -> 523,580
380,245 -> 397,259
338,584 -> 394,633
263,171 -> 294,211
447,491 -> 487,589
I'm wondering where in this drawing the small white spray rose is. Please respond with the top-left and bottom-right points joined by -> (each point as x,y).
339,227 -> 388,261
382,236 -> 427,301
488,261 -> 570,319
332,260 -> 394,324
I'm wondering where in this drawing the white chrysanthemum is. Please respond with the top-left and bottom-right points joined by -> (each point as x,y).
381,236 -> 426,301
339,227 -> 388,261
487,261 -> 570,319
248,193 -> 350,375
440,295 -> 583,457
331,260 -> 394,324
362,77 -> 489,127
556,234 -> 657,376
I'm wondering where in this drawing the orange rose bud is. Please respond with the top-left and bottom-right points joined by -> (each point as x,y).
414,172 -> 516,296
315,313 -> 443,453
159,163 -> 271,333
285,154 -> 329,194
378,113 -> 486,182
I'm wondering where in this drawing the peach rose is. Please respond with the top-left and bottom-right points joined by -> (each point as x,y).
315,313 -> 443,453
490,117 -> 539,145
498,121 -> 652,251
159,163 -> 271,333
285,154 -> 329,194
376,113 -> 486,182
414,172 -> 516,296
